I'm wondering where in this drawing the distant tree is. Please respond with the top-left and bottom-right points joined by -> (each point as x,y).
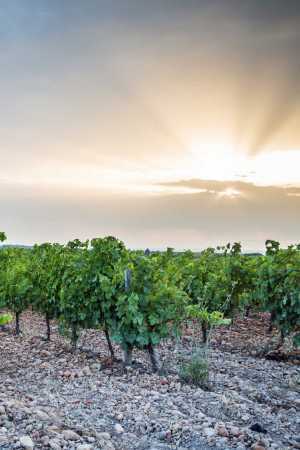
0,232 -> 6,242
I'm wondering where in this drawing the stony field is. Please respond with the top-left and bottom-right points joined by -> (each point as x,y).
0,312 -> 299,450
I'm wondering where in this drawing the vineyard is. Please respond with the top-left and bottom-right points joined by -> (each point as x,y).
1,233 -> 299,356
0,232 -> 300,450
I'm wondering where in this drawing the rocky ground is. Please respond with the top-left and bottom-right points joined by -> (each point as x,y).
0,311 -> 299,450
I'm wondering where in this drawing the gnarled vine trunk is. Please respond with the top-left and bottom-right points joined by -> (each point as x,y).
268,310 -> 276,333
147,343 -> 161,372
202,322 -> 208,343
123,344 -> 133,367
45,313 -> 51,341
71,324 -> 78,352
15,312 -> 20,335
104,326 -> 115,360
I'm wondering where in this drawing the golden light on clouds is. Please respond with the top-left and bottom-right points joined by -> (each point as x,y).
218,188 -> 242,199
185,140 -> 300,189
1,1 -> 300,248
4,146 -> 300,195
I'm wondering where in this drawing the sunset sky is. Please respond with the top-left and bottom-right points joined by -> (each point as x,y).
1,0 -> 300,250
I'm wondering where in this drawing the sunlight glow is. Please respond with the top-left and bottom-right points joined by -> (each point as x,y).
187,138 -> 248,182
186,138 -> 300,188
218,188 -> 241,198
3,139 -> 300,195
251,150 -> 300,186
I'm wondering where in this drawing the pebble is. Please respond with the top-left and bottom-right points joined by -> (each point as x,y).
33,409 -> 50,421
215,423 -> 229,438
62,429 -> 81,441
96,432 -> 111,440
48,438 -> 61,450
0,311 -> 298,450
114,423 -> 124,434
203,427 -> 215,438
251,443 -> 266,450
19,435 -> 34,449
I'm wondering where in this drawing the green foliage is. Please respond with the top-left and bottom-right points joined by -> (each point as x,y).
30,243 -> 65,318
57,237 -> 127,350
0,313 -> 13,325
185,304 -> 231,343
0,248 -> 32,333
265,239 -> 280,256
256,243 -> 300,346
0,234 -> 299,353
1,249 -> 32,314
179,243 -> 258,320
112,253 -> 188,349
29,243 -> 70,339
186,305 -> 231,327
59,242 -> 98,348
0,232 -> 6,243
89,236 -> 128,326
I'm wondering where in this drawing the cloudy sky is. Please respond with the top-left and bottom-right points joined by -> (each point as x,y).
1,0 -> 300,250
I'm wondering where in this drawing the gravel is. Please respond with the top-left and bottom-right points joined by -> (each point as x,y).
0,311 -> 299,450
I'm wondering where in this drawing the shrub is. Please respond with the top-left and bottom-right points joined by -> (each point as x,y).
179,351 -> 209,387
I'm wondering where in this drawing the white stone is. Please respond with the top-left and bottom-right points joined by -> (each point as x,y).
204,427 -> 215,438
114,423 -> 124,434
95,432 -> 111,440
19,435 -> 34,449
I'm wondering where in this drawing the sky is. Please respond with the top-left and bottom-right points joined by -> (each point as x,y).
1,0 -> 300,250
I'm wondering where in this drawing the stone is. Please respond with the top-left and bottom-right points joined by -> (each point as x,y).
49,439 -> 61,450
230,426 -> 243,437
90,363 -> 102,371
63,370 -> 72,378
19,435 -> 34,449
0,435 -> 9,445
114,423 -> 124,434
250,423 -> 267,434
216,424 -> 229,438
251,443 -> 266,450
40,362 -> 51,369
82,366 -> 92,376
40,436 -> 50,446
62,429 -> 81,441
241,414 -> 251,422
95,432 -> 111,440
33,409 -> 50,421
203,427 -> 215,438
0,309 -> 299,450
